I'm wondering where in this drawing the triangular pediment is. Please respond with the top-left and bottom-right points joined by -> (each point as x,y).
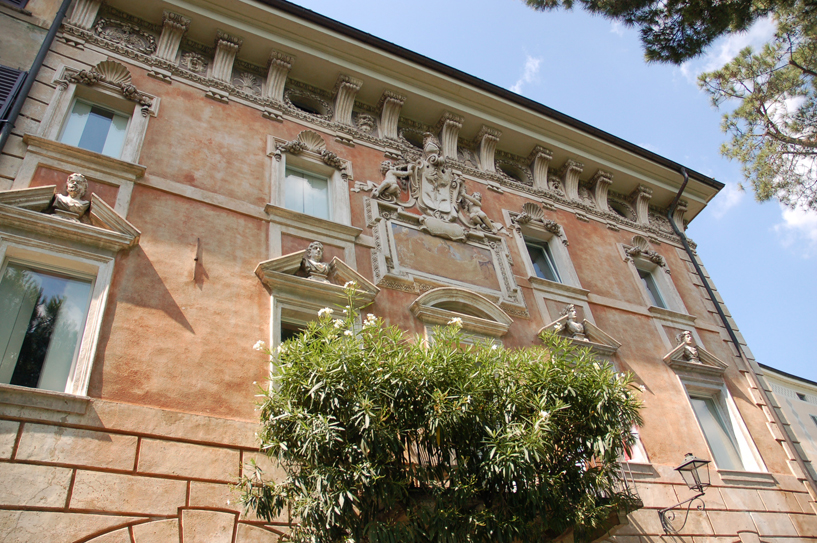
0,186 -> 140,251
663,343 -> 728,376
539,316 -> 622,356
255,252 -> 379,306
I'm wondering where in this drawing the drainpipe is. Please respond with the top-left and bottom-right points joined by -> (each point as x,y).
0,0 -> 73,153
667,168 -> 817,499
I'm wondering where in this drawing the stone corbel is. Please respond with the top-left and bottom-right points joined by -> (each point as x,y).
332,75 -> 363,125
474,126 -> 501,172
154,11 -> 191,62
559,159 -> 584,201
67,0 -> 102,30
262,50 -> 294,121
590,170 -> 614,212
377,91 -> 405,140
527,145 -> 553,192
672,198 -> 688,232
207,30 -> 243,102
436,112 -> 464,160
628,184 -> 653,225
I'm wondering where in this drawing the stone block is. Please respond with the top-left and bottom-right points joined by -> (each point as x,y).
70,470 -> 187,515
706,511 -> 756,535
691,538 -> 738,543
0,512 -> 138,543
16,423 -> 138,470
182,509 -> 237,543
633,482 -> 678,509
243,451 -> 286,480
793,492 -> 815,515
88,527 -> 131,543
0,154 -> 23,179
132,519 -> 180,543
758,490 -> 803,513
0,420 -> 19,458
0,462 -> 72,507
616,508 -> 665,535
788,513 -> 817,537
138,438 -> 240,481
189,481 -> 239,511
749,512 -> 797,536
236,523 -> 281,543
20,96 -> 47,122
675,486 -> 726,511
719,487 -> 765,511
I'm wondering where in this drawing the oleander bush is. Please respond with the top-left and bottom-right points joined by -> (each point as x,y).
240,285 -> 642,543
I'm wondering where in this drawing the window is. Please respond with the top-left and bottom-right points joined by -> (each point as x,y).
689,395 -> 745,470
811,414 -> 817,428
1,65 -> 26,121
59,100 -> 130,159
797,392 -> 807,401
637,267 -> 666,309
284,166 -> 329,220
526,240 -> 560,283
0,262 -> 93,392
280,322 -> 306,343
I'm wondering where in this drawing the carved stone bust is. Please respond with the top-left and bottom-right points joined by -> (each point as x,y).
561,304 -> 587,341
302,241 -> 330,282
677,330 -> 700,362
52,173 -> 91,221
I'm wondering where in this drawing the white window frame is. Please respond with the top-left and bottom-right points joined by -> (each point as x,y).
681,378 -> 766,473
0,235 -> 115,396
283,165 -> 331,221
268,136 -> 351,227
513,222 -> 580,289
626,254 -> 686,314
58,98 -> 132,160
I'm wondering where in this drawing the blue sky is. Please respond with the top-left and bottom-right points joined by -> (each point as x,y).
287,0 -> 816,380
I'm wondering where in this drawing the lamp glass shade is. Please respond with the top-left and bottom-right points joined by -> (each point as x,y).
675,453 -> 711,491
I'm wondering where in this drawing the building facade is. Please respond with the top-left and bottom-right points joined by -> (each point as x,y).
0,0 -> 816,541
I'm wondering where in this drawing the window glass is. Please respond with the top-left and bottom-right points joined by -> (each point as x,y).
0,263 -> 93,392
526,241 -> 560,282
689,396 -> 744,470
281,323 -> 305,343
638,268 -> 666,308
284,167 -> 329,219
60,100 -> 129,158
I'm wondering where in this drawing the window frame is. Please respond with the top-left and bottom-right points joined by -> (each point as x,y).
623,251 -> 687,314
509,217 -> 582,290
58,98 -> 132,160
681,378 -> 766,473
0,235 -> 115,396
525,238 -> 561,283
283,165 -> 331,220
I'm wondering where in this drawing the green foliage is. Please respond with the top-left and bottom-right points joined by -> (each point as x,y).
699,1 -> 817,211
240,287 -> 642,543
522,0 -> 795,64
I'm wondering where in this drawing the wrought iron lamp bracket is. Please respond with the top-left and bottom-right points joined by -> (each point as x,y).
658,492 -> 706,534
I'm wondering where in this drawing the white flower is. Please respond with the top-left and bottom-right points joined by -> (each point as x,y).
318,307 -> 334,317
333,319 -> 344,329
344,280 -> 357,288
344,330 -> 353,336
277,344 -> 287,354
540,410 -> 550,419
253,340 -> 266,352
554,324 -> 562,332
638,384 -> 646,392
365,313 -> 377,322
448,317 -> 463,327
491,344 -> 498,350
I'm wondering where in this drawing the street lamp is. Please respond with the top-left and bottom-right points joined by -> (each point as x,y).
658,453 -> 711,534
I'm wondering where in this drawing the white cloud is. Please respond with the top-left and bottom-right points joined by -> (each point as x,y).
610,21 -> 625,37
510,55 -> 543,94
677,15 -> 776,84
711,181 -> 746,218
774,204 -> 817,257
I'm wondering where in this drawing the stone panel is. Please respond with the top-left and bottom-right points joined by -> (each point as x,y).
0,463 -> 72,507
0,420 -> 19,458
749,512 -> 798,536
138,438 -> 240,481
706,511 -> 757,535
236,523 -> 281,543
617,508 -> 666,535
635,482 -> 680,509
788,513 -> 817,537
132,519 -> 180,543
16,424 -> 138,470
70,470 -> 187,515
757,490 -> 803,513
189,481 -> 238,510
182,509 -> 237,543
719,487 -> 766,511
0,511 -> 138,543
86,527 -> 132,543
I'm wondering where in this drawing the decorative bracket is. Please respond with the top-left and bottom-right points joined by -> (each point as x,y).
57,61 -> 156,116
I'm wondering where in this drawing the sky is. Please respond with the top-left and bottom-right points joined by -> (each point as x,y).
287,0 -> 816,380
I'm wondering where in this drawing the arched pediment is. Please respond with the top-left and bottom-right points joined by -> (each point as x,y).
409,287 -> 512,338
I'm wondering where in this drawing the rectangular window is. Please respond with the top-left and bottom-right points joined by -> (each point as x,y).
0,65 -> 26,121
638,267 -> 666,308
280,322 -> 305,343
689,395 -> 744,470
284,166 -> 329,220
0,262 -> 93,392
59,100 -> 129,159
526,240 -> 561,283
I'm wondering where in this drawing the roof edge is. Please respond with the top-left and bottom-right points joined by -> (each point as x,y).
759,363 -> 817,389
253,0 -> 724,193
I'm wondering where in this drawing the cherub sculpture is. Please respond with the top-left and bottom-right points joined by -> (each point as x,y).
676,330 -> 700,362
459,189 -> 502,233
51,173 -> 90,221
302,241 -> 330,282
372,160 -> 412,201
